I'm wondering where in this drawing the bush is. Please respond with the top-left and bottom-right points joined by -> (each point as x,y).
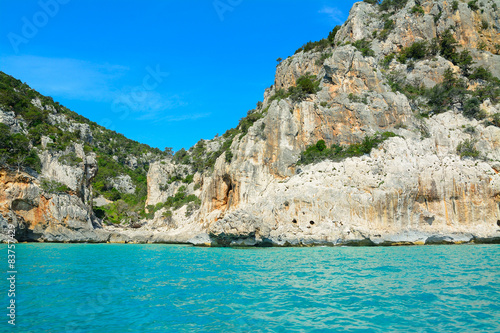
352,39 -> 375,57
379,19 -> 395,40
492,113 -> 500,127
59,152 -> 83,166
298,132 -> 396,165
285,75 -> 321,103
452,1 -> 459,11
315,52 -> 333,66
398,41 -> 429,63
462,97 -> 483,119
294,26 -> 341,54
379,0 -> 409,11
457,139 -> 479,158
41,179 -> 71,194
183,174 -> 194,184
411,5 -> 425,15
455,50 -> 474,76
296,75 -> 320,94
467,0 -> 479,11
268,89 -> 288,103
426,68 -> 468,113
439,29 -> 458,61
469,67 -> 493,81
381,53 -> 395,68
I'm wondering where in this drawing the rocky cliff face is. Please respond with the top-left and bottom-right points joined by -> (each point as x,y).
0,151 -> 107,243
0,74 -> 167,242
148,0 -> 500,246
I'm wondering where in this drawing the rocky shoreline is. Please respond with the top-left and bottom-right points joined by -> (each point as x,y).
4,228 -> 499,247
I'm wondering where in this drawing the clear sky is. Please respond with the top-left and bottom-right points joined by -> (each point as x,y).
0,0 -> 357,151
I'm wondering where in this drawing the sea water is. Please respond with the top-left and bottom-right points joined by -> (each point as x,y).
1,244 -> 499,332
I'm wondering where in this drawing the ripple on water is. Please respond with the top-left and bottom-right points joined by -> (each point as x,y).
1,244 -> 499,332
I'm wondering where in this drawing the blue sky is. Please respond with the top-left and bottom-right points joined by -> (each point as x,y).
0,0 -> 357,151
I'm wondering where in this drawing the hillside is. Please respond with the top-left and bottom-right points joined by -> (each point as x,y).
0,72 -> 168,241
1,0 -> 500,245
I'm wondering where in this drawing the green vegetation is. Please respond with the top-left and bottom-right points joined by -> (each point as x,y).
397,41 -> 431,63
463,125 -> 476,134
434,9 -> 442,23
348,93 -> 368,104
379,0 -> 409,11
0,123 -> 41,172
456,139 -> 480,158
481,19 -> 489,30
0,71 -> 168,224
382,27 -> 499,120
298,132 -> 397,165
462,97 -> 484,119
289,75 -> 322,102
388,64 -> 499,120
381,53 -> 396,68
40,179 -> 71,194
58,152 -> 83,166
467,0 -> 479,11
452,1 -> 459,11
294,26 -> 340,54
268,74 -> 321,104
97,200 -> 138,225
439,29 -> 458,60
379,18 -> 395,40
491,113 -> 500,127
352,39 -> 375,57
315,52 -> 333,66
411,4 -> 425,15
144,186 -> 201,220
469,67 -> 493,81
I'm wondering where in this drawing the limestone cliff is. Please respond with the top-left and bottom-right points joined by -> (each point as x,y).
148,0 -> 500,246
0,74 -> 167,242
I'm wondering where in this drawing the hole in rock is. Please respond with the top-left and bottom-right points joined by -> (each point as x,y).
310,221 -> 315,225
292,219 -> 297,224
497,220 -> 500,227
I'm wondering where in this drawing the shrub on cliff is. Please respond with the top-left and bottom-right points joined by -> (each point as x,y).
457,139 -> 479,158
439,29 -> 458,61
397,41 -> 429,63
426,68 -> 468,113
353,39 -> 375,57
411,5 -> 425,15
378,18 -> 395,41
40,179 -> 71,194
294,26 -> 340,54
492,113 -> 500,127
462,97 -> 482,119
299,132 -> 397,165
469,67 -> 493,81
379,0 -> 409,11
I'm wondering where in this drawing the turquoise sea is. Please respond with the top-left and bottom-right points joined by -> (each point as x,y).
1,244 -> 499,332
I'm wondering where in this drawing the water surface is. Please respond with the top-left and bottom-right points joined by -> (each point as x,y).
2,244 -> 499,332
